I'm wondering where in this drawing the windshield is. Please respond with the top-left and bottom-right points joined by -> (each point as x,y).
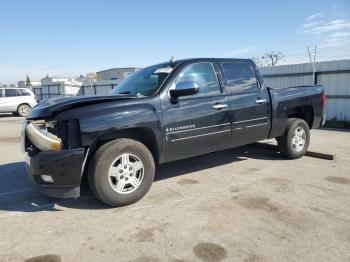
110,63 -> 174,96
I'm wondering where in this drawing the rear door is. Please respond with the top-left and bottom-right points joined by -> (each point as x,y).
3,89 -> 21,111
220,62 -> 271,147
161,62 -> 231,161
19,88 -> 36,107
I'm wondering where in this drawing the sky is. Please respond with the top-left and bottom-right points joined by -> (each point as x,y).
0,0 -> 350,83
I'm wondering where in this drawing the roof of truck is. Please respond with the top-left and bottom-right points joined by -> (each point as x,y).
151,57 -> 255,68
175,57 -> 253,62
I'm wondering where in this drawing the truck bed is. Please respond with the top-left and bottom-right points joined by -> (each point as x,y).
268,85 -> 325,138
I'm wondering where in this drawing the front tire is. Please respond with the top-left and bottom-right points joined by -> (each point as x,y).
277,118 -> 310,159
88,138 -> 155,207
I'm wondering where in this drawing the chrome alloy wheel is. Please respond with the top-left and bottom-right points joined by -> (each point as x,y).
292,127 -> 306,152
108,153 -> 144,194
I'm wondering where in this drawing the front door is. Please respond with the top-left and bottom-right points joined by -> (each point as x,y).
161,62 -> 231,162
0,89 -> 5,112
219,62 -> 271,147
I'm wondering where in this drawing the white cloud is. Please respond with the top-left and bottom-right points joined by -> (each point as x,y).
223,47 -> 255,57
330,32 -> 350,38
306,12 -> 324,21
302,21 -> 323,28
288,9 -> 350,63
306,19 -> 350,34
302,14 -> 350,45
319,39 -> 348,49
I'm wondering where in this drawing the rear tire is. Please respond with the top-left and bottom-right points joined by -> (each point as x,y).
17,104 -> 31,117
277,118 -> 310,159
88,138 -> 155,207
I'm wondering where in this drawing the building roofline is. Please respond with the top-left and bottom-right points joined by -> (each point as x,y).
96,67 -> 140,73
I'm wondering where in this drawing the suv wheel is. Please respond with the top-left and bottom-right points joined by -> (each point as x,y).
88,138 -> 155,207
17,104 -> 31,117
277,118 -> 310,159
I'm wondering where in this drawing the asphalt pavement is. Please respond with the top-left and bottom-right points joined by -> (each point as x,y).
0,114 -> 349,262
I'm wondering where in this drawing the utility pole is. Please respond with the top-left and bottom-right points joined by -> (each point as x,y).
308,45 -> 317,85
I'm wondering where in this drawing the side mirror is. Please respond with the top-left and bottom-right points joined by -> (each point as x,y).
169,82 -> 199,99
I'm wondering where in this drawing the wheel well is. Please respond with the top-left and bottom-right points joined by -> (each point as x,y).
17,103 -> 31,110
93,127 -> 159,164
287,106 -> 314,129
80,128 -> 160,188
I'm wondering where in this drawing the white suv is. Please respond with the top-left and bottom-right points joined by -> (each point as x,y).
0,88 -> 37,117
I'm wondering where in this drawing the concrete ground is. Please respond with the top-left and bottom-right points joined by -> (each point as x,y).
0,114 -> 349,262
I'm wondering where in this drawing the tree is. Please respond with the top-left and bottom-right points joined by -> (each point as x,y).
86,72 -> 97,90
86,72 -> 97,81
26,75 -> 31,87
251,56 -> 264,67
262,52 -> 284,66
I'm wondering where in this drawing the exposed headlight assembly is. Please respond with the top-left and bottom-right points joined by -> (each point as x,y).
25,120 -> 62,151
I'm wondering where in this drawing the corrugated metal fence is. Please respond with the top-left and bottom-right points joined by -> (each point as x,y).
33,83 -> 117,101
260,59 -> 350,121
77,83 -> 117,96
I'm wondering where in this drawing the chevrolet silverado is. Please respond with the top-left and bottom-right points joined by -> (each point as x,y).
22,58 -> 326,206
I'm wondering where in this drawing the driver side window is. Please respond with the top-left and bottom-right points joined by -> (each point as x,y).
175,63 -> 220,96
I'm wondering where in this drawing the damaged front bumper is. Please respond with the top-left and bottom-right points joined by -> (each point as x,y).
22,121 -> 86,198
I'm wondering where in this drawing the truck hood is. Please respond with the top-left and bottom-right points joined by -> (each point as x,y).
27,94 -> 137,119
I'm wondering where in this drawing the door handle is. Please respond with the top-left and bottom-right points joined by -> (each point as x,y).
255,98 -> 267,104
212,104 -> 228,110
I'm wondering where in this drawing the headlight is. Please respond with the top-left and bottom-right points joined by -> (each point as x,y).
25,120 -> 62,151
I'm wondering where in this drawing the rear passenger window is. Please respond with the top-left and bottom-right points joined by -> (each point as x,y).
175,63 -> 220,96
19,89 -> 31,96
221,62 -> 257,92
5,89 -> 20,97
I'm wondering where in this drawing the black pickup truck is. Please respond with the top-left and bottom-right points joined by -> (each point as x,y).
22,58 -> 326,206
